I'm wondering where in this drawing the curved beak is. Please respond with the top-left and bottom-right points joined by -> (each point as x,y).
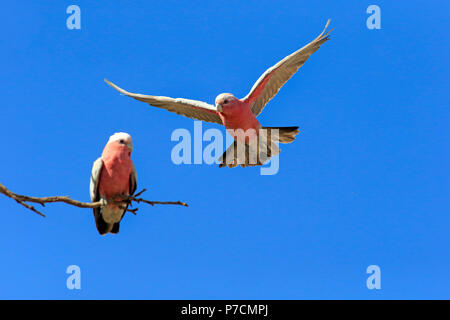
216,103 -> 223,112
127,143 -> 133,151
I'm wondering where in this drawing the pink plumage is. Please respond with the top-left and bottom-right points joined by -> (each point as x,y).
90,132 -> 137,235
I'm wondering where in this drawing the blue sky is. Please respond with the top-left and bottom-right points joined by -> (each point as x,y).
0,1 -> 448,299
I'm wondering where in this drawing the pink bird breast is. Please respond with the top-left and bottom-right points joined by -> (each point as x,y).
99,140 -> 133,201
218,98 -> 261,143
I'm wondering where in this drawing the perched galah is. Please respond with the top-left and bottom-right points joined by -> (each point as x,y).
90,132 -> 137,235
105,21 -> 331,167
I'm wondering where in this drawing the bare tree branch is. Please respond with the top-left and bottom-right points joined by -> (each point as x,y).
0,182 -> 188,218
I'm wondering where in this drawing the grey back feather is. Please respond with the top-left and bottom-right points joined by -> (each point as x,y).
90,157 -> 103,202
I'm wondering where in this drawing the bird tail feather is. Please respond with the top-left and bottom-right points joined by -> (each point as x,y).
262,126 -> 300,144
93,209 -> 112,235
110,222 -> 120,234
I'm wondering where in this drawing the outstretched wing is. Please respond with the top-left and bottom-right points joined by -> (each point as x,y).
105,79 -> 223,124
242,20 -> 332,116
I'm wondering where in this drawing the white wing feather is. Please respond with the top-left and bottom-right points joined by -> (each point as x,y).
243,20 -> 332,116
105,79 -> 222,124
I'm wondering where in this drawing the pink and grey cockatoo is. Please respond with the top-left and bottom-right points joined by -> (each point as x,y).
105,20 -> 331,167
90,132 -> 137,235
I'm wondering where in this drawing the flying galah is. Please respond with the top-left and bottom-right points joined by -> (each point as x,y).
90,132 -> 137,235
105,20 -> 331,167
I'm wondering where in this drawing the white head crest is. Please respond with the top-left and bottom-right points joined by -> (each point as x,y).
107,132 -> 133,149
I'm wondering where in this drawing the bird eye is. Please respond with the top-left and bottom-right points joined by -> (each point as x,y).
224,99 -> 228,104
119,139 -> 125,144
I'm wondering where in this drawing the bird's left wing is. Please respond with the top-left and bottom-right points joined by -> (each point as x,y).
105,79 -> 223,124
129,163 -> 137,196
242,20 -> 332,116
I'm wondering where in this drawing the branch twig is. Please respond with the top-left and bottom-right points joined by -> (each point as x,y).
0,183 -> 188,218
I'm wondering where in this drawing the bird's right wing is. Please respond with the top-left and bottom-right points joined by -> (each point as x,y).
105,79 -> 223,124
90,157 -> 103,203
242,20 -> 332,116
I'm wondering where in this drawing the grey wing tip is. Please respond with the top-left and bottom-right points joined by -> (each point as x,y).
104,78 -> 130,95
320,19 -> 333,39
104,78 -> 114,86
